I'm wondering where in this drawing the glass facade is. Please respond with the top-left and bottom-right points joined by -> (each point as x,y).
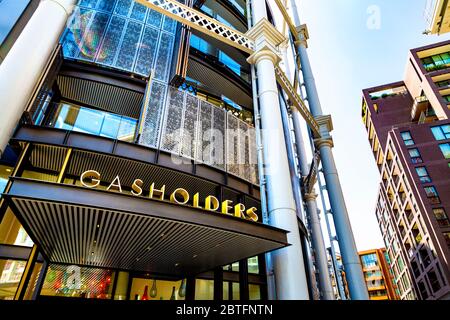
61,0 -> 176,79
0,208 -> 33,247
130,278 -> 185,300
45,102 -> 137,142
41,264 -> 114,299
0,259 -> 26,300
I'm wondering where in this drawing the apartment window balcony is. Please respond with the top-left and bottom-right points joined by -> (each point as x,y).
400,228 -> 407,239
44,102 -> 137,143
412,223 -> 423,245
399,192 -> 407,205
422,52 -> 450,72
406,209 -> 414,225
392,175 -> 400,187
393,208 -> 400,221
419,247 -> 431,268
418,106 -> 438,124
411,96 -> 429,121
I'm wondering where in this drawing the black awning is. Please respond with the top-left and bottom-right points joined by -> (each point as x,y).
4,178 -> 288,277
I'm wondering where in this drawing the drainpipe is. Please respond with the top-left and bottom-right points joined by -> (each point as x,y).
246,0 -> 276,300
289,0 -> 369,300
247,0 -> 309,300
0,0 -> 76,156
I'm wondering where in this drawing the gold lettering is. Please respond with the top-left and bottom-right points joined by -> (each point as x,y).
193,193 -> 201,208
245,207 -> 259,222
170,188 -> 190,205
107,175 -> 122,192
234,203 -> 246,219
80,170 -> 101,188
205,195 -> 219,211
149,183 -> 165,200
131,179 -> 143,196
221,200 -> 233,215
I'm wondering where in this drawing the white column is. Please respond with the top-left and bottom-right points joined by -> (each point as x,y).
247,2 -> 309,299
0,0 -> 76,156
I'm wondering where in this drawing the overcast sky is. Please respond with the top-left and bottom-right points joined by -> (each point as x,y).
291,0 -> 450,251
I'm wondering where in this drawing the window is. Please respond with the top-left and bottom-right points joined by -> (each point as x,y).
249,284 -> 261,300
418,281 -> 429,300
421,52 -> 450,71
41,264 -> 115,299
428,270 -> 442,293
424,186 -> 440,204
0,259 -> 26,300
247,256 -> 259,274
433,208 -> 450,227
436,79 -> 450,88
415,167 -> 431,183
361,253 -> 378,268
431,124 -> 450,141
46,103 -> 137,143
444,232 -> 450,249
195,279 -> 214,300
408,148 -> 423,163
438,143 -> 450,159
401,131 -> 414,146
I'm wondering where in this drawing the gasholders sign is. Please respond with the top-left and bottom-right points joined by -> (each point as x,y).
80,170 -> 259,222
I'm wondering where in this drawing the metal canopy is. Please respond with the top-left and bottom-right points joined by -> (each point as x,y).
4,178 -> 288,277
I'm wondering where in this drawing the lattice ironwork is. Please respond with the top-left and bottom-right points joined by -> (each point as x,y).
136,0 -> 255,53
275,66 -> 321,137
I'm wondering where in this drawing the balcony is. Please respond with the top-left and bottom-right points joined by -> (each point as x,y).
418,106 -> 438,124
411,96 -> 429,121
405,209 -> 414,225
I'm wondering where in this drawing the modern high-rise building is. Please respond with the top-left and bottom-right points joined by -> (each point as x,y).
425,0 -> 450,35
361,40 -> 450,300
359,248 -> 399,300
0,0 -> 367,301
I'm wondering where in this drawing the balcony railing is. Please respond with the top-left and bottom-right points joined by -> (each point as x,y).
40,87 -> 259,185
139,84 -> 259,185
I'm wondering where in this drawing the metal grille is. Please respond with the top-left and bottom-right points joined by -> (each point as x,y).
56,75 -> 144,119
139,83 -> 255,183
